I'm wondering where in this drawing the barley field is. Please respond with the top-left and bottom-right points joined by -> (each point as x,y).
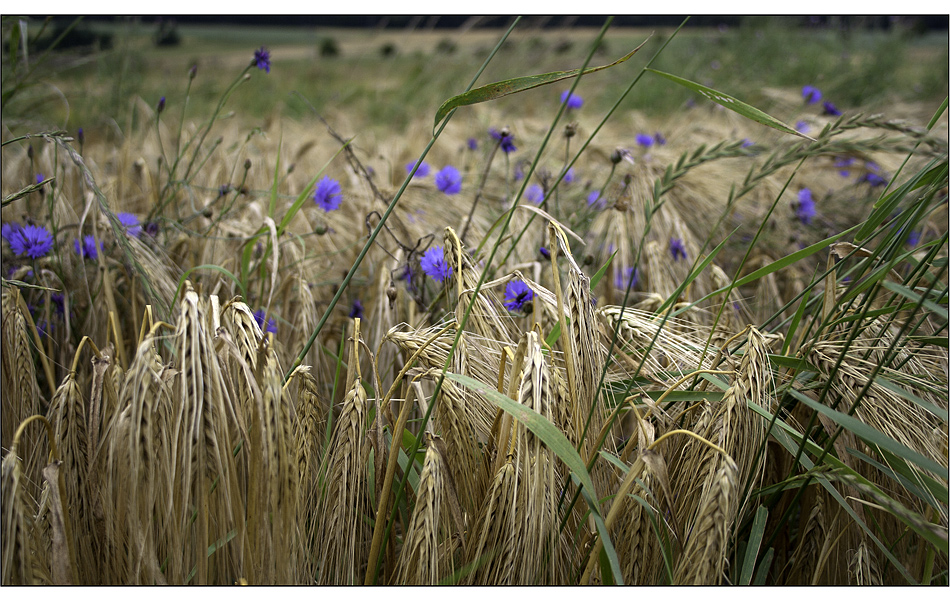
1,16 -> 948,586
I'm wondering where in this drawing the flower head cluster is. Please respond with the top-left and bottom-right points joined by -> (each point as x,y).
348,299 -> 364,319
796,188 -> 816,224
653,132 -> 666,145
467,138 -> 478,151
834,156 -> 855,178
503,279 -> 534,312
314,176 -> 343,212
253,309 -> 277,334
489,128 -> 516,154
254,46 -> 271,73
420,245 -> 452,282
802,85 -> 822,104
7,224 -> 54,259
117,212 -> 142,237
615,266 -> 639,291
587,190 -> 605,210
526,184 -> 544,205
635,133 -> 654,147
563,167 -> 577,184
74,235 -> 101,260
435,165 -> 462,195
822,101 -> 841,116
861,172 -> 887,187
669,238 -> 687,262
560,90 -> 583,109
406,160 -> 431,178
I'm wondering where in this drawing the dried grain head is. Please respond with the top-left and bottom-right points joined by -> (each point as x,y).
673,455 -> 739,585
171,283 -> 244,583
1,449 -> 36,584
394,438 -> 456,585
313,338 -> 371,584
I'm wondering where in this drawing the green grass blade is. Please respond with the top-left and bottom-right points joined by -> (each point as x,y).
788,388 -> 945,475
752,548 -> 774,585
433,39 -> 649,131
880,280 -> 949,321
873,376 -> 948,421
645,69 -> 814,141
740,505 -> 769,585
444,371 -> 624,583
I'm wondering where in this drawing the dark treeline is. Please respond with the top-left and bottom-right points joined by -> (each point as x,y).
37,15 -> 950,31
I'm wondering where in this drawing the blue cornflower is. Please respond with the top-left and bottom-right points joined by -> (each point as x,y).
406,160 -> 431,178
795,120 -> 810,134
503,279 -> 534,312
560,90 -> 583,109
50,293 -> 65,316
157,96 -> 166,113
467,137 -> 478,151
835,157 -> 854,177
36,173 -> 45,184
435,165 -> 462,195
420,245 -> 452,282
314,176 -> 343,212
797,188 -> 816,224
587,190 -> 605,209
2,222 -> 23,243
348,299 -> 364,319
526,184 -> 544,205
117,212 -> 142,237
144,221 -> 160,237
489,128 -> 516,154
253,309 -> 277,334
74,235 -> 101,260
614,266 -> 639,290
563,167 -> 577,184
514,163 -> 525,181
653,132 -> 666,145
635,133 -> 654,147
9,224 -> 53,259
741,139 -> 755,148
822,102 -> 841,116
254,46 -> 271,73
907,230 -> 921,247
802,85 -> 822,104
36,319 -> 50,338
539,246 -> 550,259
861,172 -> 887,187
669,238 -> 687,262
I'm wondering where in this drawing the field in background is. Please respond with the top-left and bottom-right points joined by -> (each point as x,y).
1,17 -> 948,586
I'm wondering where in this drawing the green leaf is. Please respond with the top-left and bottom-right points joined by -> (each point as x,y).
767,354 -> 820,373
444,371 -> 624,583
873,376 -> 948,422
740,506 -> 768,585
880,280 -> 949,321
656,227 -> 736,315
788,388 -> 945,475
645,69 -> 814,141
434,39 -> 649,131
752,548 -> 774,585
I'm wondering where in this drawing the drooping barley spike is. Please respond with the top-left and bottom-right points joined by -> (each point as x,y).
787,488 -> 826,584
464,459 -> 517,585
444,226 -> 516,348
510,331 -> 568,584
673,455 -> 739,585
46,372 -> 100,581
173,282 -> 244,584
313,321 -> 371,584
1,449 -> 35,584
394,434 -> 457,585
1,289 -> 42,486
848,541 -> 882,585
434,378 -> 488,517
